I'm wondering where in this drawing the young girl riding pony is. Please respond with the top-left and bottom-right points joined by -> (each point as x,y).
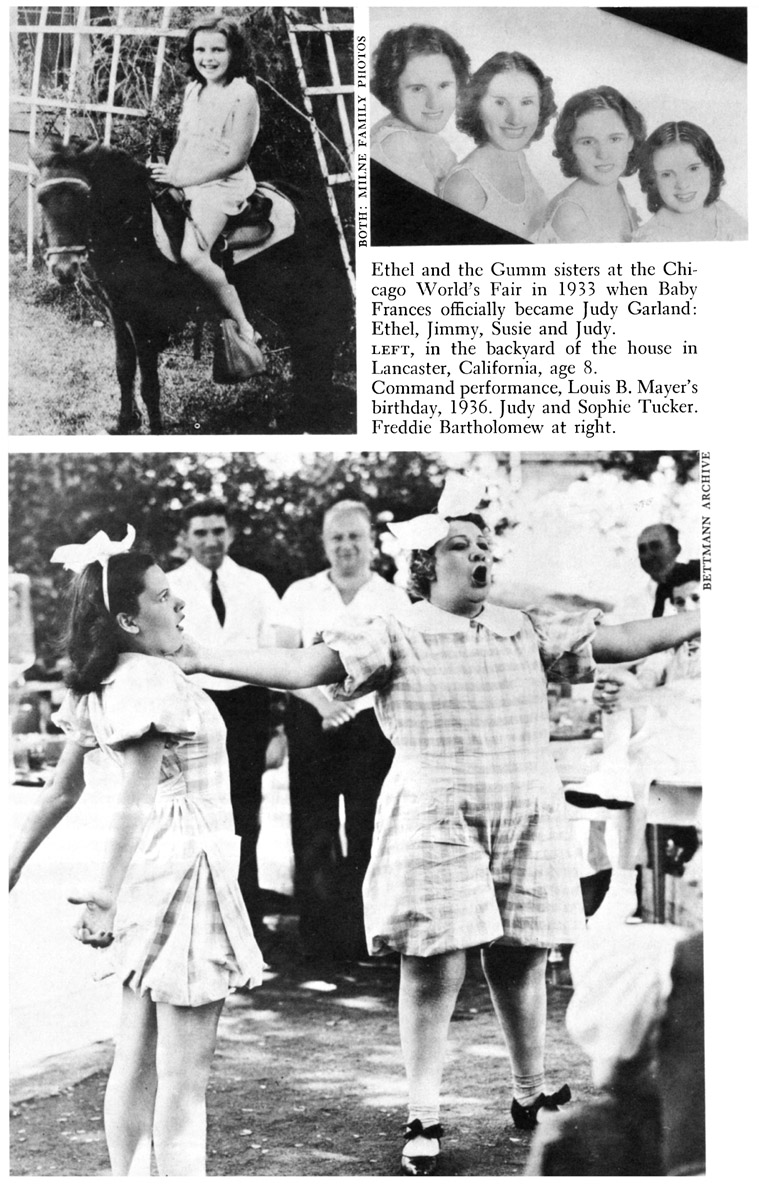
149,16 -> 264,370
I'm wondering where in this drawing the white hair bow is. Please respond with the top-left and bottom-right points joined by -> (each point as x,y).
51,525 -> 136,611
387,472 -> 488,551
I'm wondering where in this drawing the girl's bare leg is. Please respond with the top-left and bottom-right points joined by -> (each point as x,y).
399,951 -> 467,1155
152,998 -> 224,1176
104,988 -> 158,1175
181,212 -> 255,341
481,945 -> 548,1092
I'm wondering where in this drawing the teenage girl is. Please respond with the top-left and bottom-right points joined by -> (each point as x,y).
149,16 -> 263,366
370,25 -> 470,194
539,86 -> 646,243
634,120 -> 747,242
441,52 -> 556,242
10,535 -> 263,1175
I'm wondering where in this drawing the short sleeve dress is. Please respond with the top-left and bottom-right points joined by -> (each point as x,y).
323,601 -> 600,956
177,78 -> 257,217
53,653 -> 263,1006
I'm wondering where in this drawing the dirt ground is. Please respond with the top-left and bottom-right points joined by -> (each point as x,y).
9,910 -> 594,1178
8,262 -> 356,437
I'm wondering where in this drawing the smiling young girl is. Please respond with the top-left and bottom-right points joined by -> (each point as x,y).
173,472 -> 701,1175
441,51 -> 556,241
9,531 -> 262,1175
634,120 -> 747,242
370,25 -> 470,194
539,86 -> 646,243
149,16 -> 263,367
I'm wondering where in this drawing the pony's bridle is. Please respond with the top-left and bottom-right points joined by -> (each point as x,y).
35,174 -> 92,262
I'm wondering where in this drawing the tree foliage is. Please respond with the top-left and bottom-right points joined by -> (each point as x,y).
9,452 -> 448,674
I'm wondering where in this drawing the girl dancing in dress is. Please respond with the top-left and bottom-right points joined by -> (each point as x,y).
10,529 -> 262,1175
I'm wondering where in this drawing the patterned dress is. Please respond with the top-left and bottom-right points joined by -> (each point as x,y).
54,653 -> 263,1006
324,601 -> 599,956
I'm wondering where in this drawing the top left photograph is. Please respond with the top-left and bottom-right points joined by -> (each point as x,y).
9,5 -> 356,436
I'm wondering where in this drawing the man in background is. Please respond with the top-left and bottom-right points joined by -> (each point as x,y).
278,501 -> 411,962
169,498 -> 283,948
636,523 -> 682,617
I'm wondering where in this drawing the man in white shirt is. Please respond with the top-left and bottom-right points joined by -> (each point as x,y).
279,501 -> 411,962
169,499 -> 283,944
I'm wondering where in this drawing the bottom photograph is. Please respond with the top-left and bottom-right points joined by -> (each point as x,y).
9,449 -> 703,1178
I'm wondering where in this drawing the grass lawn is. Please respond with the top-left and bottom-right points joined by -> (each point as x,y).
9,258 -> 356,436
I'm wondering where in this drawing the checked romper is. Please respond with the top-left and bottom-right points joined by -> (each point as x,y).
324,601 -> 600,956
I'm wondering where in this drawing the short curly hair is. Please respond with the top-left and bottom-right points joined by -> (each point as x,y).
552,86 -> 646,179
370,25 -> 471,117
182,16 -> 250,85
407,513 -> 490,599
457,51 -> 556,146
638,121 -> 725,213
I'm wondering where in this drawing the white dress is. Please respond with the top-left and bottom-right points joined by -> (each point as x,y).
54,653 -> 263,1006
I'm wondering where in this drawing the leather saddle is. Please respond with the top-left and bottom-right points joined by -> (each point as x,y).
149,181 -> 274,264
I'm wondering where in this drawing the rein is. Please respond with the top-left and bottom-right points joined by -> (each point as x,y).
35,175 -> 92,261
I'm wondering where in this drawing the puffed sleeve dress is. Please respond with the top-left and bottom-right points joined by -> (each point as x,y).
53,653 -> 263,1006
323,600 -> 601,956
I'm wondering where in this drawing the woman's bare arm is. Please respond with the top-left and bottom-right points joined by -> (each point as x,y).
182,640 -> 347,690
593,609 -> 700,664
9,739 -> 87,890
69,736 -> 165,946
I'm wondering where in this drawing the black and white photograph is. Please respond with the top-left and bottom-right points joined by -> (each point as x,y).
369,6 -> 747,247
9,449 -> 704,1176
9,6 -> 356,435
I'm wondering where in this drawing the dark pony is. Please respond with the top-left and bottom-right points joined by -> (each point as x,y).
32,138 -> 354,434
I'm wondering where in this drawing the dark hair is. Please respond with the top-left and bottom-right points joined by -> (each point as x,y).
181,498 -> 230,530
371,25 -> 470,117
63,551 -> 156,695
182,16 -> 249,86
669,559 -> 700,595
638,121 -> 724,213
408,513 -> 489,599
457,52 -> 556,146
552,86 -> 646,179
639,523 -> 680,549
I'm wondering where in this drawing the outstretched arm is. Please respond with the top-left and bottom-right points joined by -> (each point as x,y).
181,639 -> 347,690
69,736 -> 165,947
593,609 -> 700,664
9,739 -> 88,891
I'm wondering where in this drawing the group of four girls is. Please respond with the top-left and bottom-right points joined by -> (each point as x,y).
370,23 -> 747,243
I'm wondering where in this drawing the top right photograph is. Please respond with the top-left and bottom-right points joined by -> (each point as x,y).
369,6 -> 747,246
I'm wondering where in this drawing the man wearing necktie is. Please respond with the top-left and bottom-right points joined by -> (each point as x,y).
169,499 -> 284,947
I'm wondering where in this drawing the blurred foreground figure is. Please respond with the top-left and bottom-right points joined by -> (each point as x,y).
526,924 -> 704,1176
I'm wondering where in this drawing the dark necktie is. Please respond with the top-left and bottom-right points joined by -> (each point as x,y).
210,570 -> 226,626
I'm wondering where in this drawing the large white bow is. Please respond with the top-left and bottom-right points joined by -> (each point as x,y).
387,472 -> 488,551
51,525 -> 136,610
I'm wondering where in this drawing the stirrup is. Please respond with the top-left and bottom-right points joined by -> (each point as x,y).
401,1119 -> 443,1177
511,1084 -> 571,1131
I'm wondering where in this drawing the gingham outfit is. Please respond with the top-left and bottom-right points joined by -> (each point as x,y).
53,653 -> 263,1006
324,601 -> 600,956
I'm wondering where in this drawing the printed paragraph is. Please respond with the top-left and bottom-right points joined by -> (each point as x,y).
368,259 -> 700,438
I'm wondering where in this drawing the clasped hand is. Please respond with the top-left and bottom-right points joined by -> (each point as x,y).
68,890 -> 116,948
147,161 -> 174,185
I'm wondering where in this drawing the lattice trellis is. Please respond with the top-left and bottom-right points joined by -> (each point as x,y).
10,5 -> 355,289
